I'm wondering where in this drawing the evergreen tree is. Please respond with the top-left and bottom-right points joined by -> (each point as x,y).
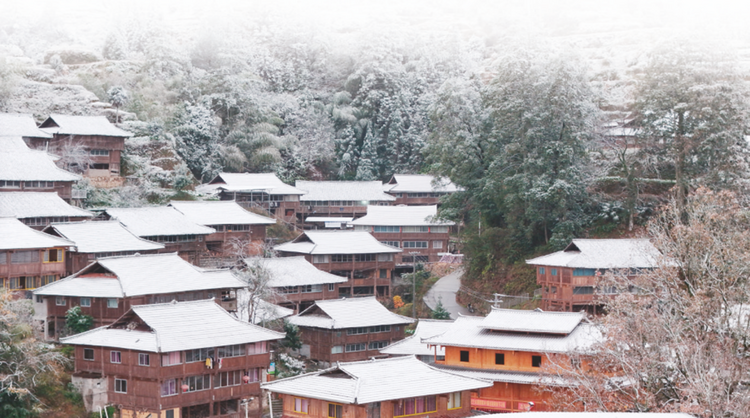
430,299 -> 451,320
64,306 -> 94,335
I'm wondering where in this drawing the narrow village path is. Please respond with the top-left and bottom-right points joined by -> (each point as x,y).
423,267 -> 471,319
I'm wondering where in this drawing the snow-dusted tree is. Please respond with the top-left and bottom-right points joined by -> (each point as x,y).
57,138 -> 94,175
170,102 -> 222,182
234,255 -> 279,325
107,85 -> 129,124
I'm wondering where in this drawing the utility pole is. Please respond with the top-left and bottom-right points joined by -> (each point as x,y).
410,251 -> 420,318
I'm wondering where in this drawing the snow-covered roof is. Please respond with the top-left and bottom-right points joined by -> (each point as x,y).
296,180 -> 395,202
61,299 -> 284,353
434,365 -> 568,386
262,356 -> 491,404
169,200 -> 276,226
248,256 -> 348,287
38,114 -> 132,137
481,414 -> 693,418
305,217 -> 354,223
251,298 -> 294,325
0,136 -> 36,153
34,253 -> 243,297
43,221 -> 164,253
0,139 -> 80,182
209,173 -> 305,195
349,205 -> 454,227
105,207 -> 215,237
0,218 -> 74,250
479,308 -> 586,334
422,315 -> 602,354
288,297 -> 414,330
0,192 -> 93,219
380,319 -> 453,357
384,174 -> 460,193
525,239 -> 662,269
0,113 -> 51,138
275,231 -> 402,255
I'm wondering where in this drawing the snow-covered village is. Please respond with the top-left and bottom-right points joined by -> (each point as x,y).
2,1 -> 750,417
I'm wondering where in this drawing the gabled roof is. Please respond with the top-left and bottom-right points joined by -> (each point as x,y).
349,205 -> 454,227
288,297 -> 414,330
275,231 -> 402,255
434,365 -> 568,386
0,138 -> 80,182
251,298 -> 294,325
61,299 -> 284,352
525,239 -> 662,269
169,200 -> 276,226
262,356 -> 491,404
0,136 -> 36,153
38,114 -> 132,137
34,253 -> 243,298
0,113 -> 51,138
296,180 -> 395,202
247,256 -> 348,287
380,319 -> 453,357
43,221 -> 164,253
208,173 -> 305,195
0,218 -> 74,250
0,192 -> 93,219
105,207 -> 215,237
384,174 -> 460,193
479,308 -> 585,334
422,315 -> 603,354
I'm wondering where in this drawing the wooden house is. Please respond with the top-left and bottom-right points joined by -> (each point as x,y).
262,356 -> 492,418
248,256 -> 347,313
0,136 -> 82,202
481,413 -> 693,418
296,180 -> 395,226
169,201 -> 276,255
42,221 -> 164,275
0,192 -> 93,230
423,308 -> 603,413
202,173 -> 305,224
33,253 -> 244,340
526,239 -> 661,312
104,207 -> 215,265
33,114 -> 132,177
379,319 -> 452,363
383,174 -> 459,206
287,297 -> 414,364
62,299 -> 284,417
0,217 -> 73,297
275,231 -> 401,298
349,205 -> 453,265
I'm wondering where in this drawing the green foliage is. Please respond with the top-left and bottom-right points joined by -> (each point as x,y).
280,322 -> 302,351
430,299 -> 451,319
65,306 -> 94,335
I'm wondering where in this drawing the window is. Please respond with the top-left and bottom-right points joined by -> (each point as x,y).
294,398 -> 309,414
403,226 -> 429,233
328,283 -> 335,291
247,341 -> 267,354
215,370 -> 242,388
432,240 -> 443,249
345,343 -> 366,352
573,286 -> 595,295
110,351 -> 122,364
161,351 -> 181,366
300,284 -> 323,293
166,411 -> 174,418
402,241 -> 428,249
214,400 -> 239,415
313,255 -> 329,263
331,254 -> 353,262
347,327 -> 368,335
138,353 -> 150,366
161,379 -> 177,397
56,296 -> 66,306
90,149 -> 110,156
573,268 -> 597,276
377,253 -> 393,262
532,355 -> 542,368
393,396 -> 437,417
0,252 -> 5,264
368,341 -> 388,350
279,286 -> 298,294
331,345 -> 343,354
80,297 -> 91,307
185,348 -> 214,363
381,241 -> 400,248
328,404 -> 343,418
218,344 -> 245,358
495,353 -> 505,365
550,268 -> 558,276
369,325 -> 391,333
11,250 -> 39,264
84,348 -> 94,361
460,350 -> 469,362
551,286 -> 557,294
44,249 -> 63,263
41,275 -> 56,286
430,226 -> 449,233
114,378 -> 127,394
538,267 -> 545,275
0,180 -> 21,188
182,375 -> 211,392
354,254 -> 375,262
374,226 -> 400,233
379,269 -> 388,279
107,298 -> 118,308
447,392 -> 462,410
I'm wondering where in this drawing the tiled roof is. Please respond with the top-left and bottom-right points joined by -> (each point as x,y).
32,277 -> 124,298
384,174 -> 460,193
209,173 -> 305,195
169,200 -> 276,226
61,299 -> 284,352
479,308 -> 585,334
349,205 -> 454,227
248,256 -> 347,287
0,218 -> 74,250
296,180 -> 395,202
44,221 -> 163,253
288,297 -> 414,330
34,253 -> 243,297
0,113 -> 51,138
105,207 -> 215,237
526,239 -> 662,269
39,114 -> 132,137
275,231 -> 402,255
0,192 -> 93,219
380,319 -> 452,356
422,315 -> 603,354
0,138 -> 80,181
262,356 -> 492,404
